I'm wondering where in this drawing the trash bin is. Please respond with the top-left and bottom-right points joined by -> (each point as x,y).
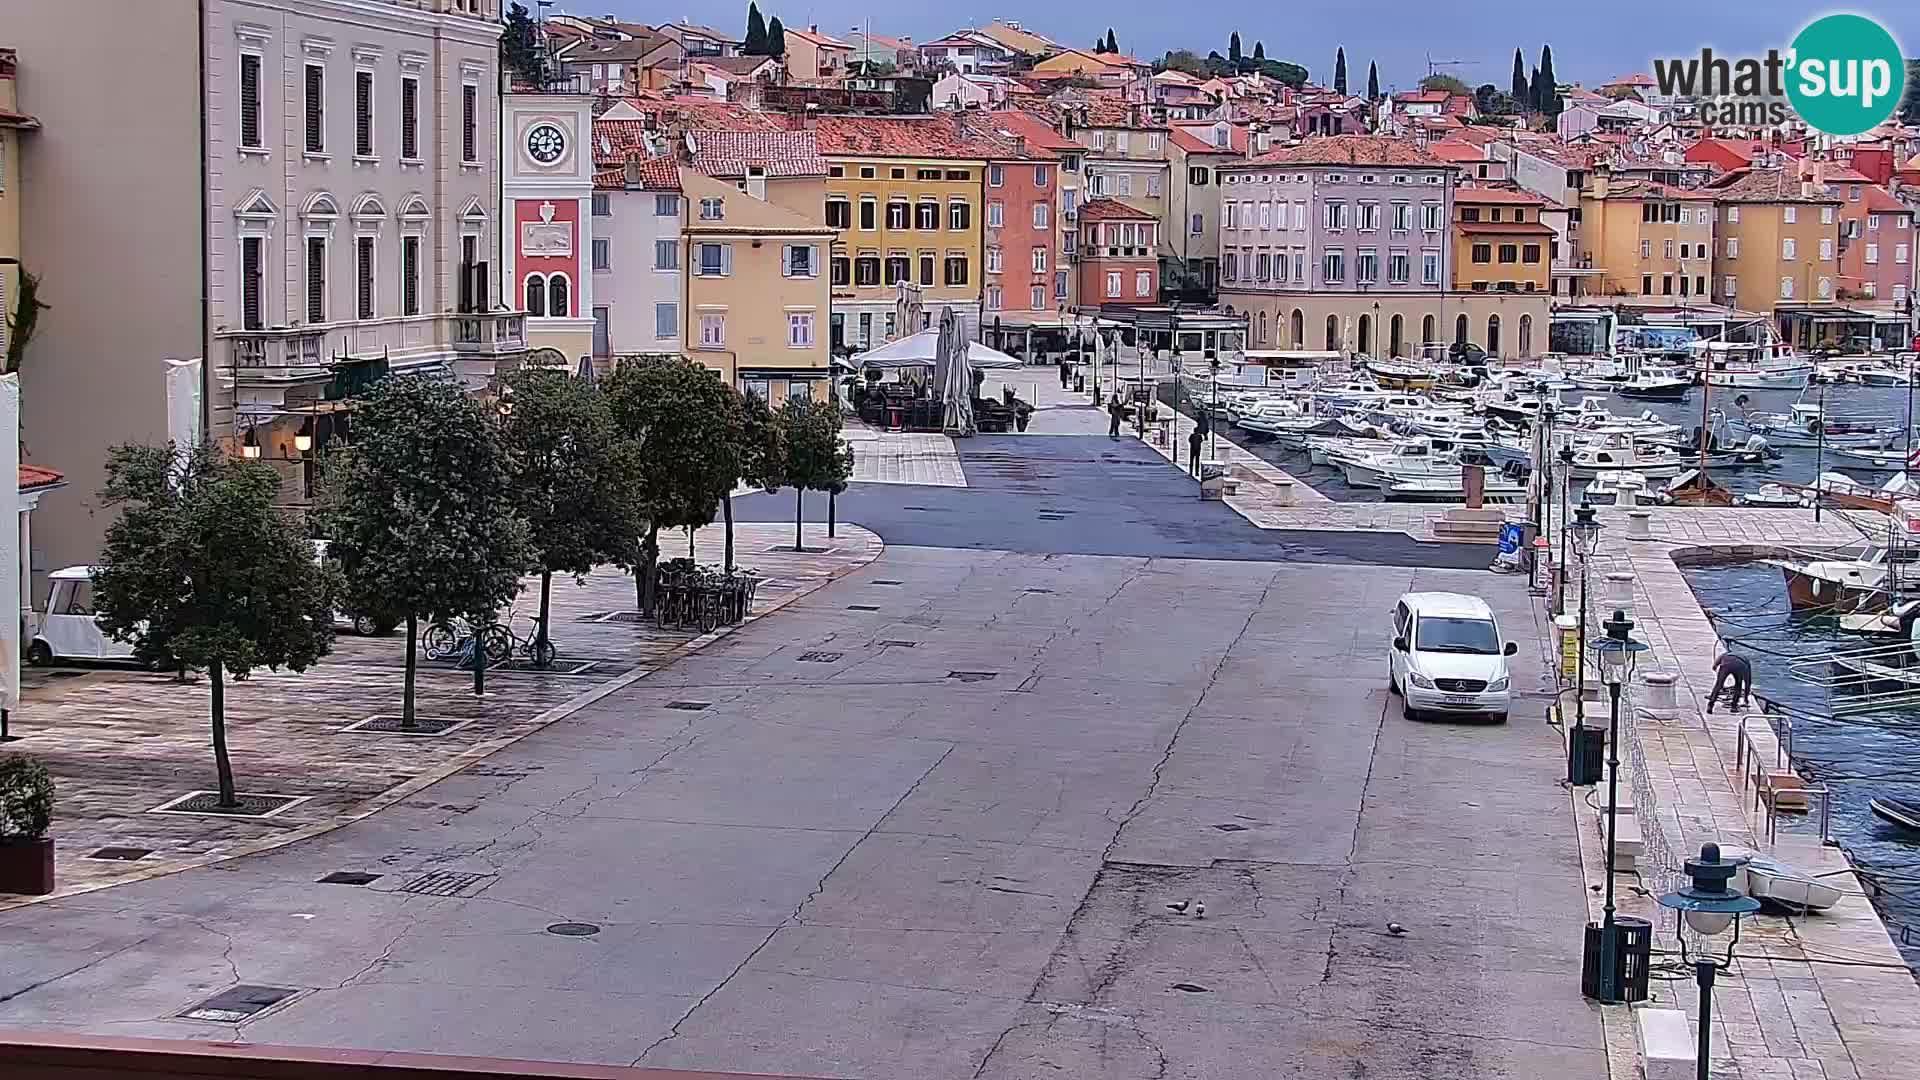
1581,916 -> 1652,1002
1568,723 -> 1605,785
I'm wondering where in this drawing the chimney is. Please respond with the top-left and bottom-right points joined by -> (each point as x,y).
1590,161 -> 1611,200
746,166 -> 767,200
624,152 -> 643,186
809,23 -> 818,33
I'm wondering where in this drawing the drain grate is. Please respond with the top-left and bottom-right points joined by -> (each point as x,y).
546,922 -> 602,937
341,715 -> 471,737
318,871 -> 382,886
398,870 -> 495,897
947,670 -> 998,683
877,640 -> 918,648
846,604 -> 880,611
796,651 -> 843,663
1212,823 -> 1249,833
1023,587 -> 1054,594
870,579 -> 905,586
149,792 -> 307,818
180,984 -> 300,1022
665,701 -> 710,711
87,846 -> 153,861
1170,982 -> 1211,994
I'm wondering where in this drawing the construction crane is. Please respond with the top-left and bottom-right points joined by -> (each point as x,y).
1424,53 -> 1477,82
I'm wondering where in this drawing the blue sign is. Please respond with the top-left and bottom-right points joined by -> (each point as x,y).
1498,523 -> 1524,555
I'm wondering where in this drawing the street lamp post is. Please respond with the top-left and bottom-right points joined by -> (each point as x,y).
1557,445 -> 1575,616
1539,400 -> 1557,604
1589,608 -> 1649,1004
1209,355 -> 1221,462
1569,500 -> 1603,733
1656,843 -> 1762,1080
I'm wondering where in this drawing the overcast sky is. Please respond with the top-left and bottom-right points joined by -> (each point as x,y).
570,2 -> 1916,92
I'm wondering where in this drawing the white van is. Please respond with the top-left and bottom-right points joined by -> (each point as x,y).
26,566 -> 140,665
1388,591 -> 1517,722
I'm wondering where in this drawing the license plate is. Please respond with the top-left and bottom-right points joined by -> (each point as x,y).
1442,694 -> 1479,706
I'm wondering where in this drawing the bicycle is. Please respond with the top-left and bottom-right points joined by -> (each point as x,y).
500,611 -> 558,669
422,615 -> 512,664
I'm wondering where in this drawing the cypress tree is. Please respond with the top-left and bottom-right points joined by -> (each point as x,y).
1253,41 -> 1265,62
1511,48 -> 1528,103
744,4 -> 767,55
1367,61 -> 1379,102
1538,44 -> 1560,117
1105,29 -> 1118,54
1529,65 -> 1544,114
1229,33 -> 1242,66
767,16 -> 786,58
1333,47 -> 1347,95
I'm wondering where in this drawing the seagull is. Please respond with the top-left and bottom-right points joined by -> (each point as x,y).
1387,922 -> 1409,936
1166,899 -> 1191,913
1192,900 -> 1205,919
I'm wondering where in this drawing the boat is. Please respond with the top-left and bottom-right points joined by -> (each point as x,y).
1383,471 -> 1525,502
1870,797 -> 1920,831
1563,435 -> 1689,480
1335,439 -> 1466,489
1736,483 -> 1809,508
1615,367 -> 1694,401
1721,401 -> 1899,450
1832,445 -> 1916,471
1856,365 -> 1913,388
1584,470 -> 1651,505
1734,854 -> 1845,912
1365,358 -> 1440,390
1695,337 -> 1814,390
1767,541 -> 1919,614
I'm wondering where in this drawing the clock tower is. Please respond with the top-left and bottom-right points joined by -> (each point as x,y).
502,91 -> 595,365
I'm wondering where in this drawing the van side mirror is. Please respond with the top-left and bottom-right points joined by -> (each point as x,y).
1392,636 -> 1408,652
1504,641 -> 1519,656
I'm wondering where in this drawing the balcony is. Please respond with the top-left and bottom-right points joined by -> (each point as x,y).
220,326 -> 329,383
453,310 -> 528,356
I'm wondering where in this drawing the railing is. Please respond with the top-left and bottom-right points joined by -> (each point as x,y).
452,311 -> 527,354
221,328 -> 327,374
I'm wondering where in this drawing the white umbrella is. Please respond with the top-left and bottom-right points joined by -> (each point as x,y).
934,310 -> 975,436
852,329 -> 1024,369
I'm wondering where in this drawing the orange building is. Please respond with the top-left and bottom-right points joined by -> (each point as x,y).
1074,198 -> 1158,308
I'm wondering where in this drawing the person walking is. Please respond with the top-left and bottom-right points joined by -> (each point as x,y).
1187,424 -> 1205,477
1107,393 -> 1125,438
1059,357 -> 1072,389
1706,651 -> 1752,713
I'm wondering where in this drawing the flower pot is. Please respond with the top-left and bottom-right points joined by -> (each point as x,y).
0,837 -> 54,895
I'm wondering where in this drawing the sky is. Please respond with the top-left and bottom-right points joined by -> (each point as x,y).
569,1 -> 1918,93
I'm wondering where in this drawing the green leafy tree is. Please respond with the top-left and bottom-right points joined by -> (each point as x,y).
1157,49 -> 1207,76
314,375 -> 530,729
1511,49 -> 1529,104
4,269 -> 48,375
1901,60 -> 1920,124
744,3 -> 767,54
1333,47 -> 1347,94
605,357 -> 743,612
776,398 -> 853,552
500,3 -> 548,87
767,16 -> 787,58
1257,59 -> 1308,88
729,390 -> 786,571
1104,29 -> 1118,54
498,368 -> 645,662
1537,45 -> 1560,117
1367,61 -> 1380,101
1228,33 -> 1242,66
1253,41 -> 1265,62
92,443 -> 338,808
1421,73 -> 1471,96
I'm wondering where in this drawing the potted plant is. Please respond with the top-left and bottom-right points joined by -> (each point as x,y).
0,754 -> 56,895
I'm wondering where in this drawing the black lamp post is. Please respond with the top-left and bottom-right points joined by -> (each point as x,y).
1209,355 -> 1221,462
1656,843 -> 1761,1080
1539,400 -> 1557,602
1568,500 -> 1603,733
1557,444 -> 1576,615
1588,608 -> 1648,1004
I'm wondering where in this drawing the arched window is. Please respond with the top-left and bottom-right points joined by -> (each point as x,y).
1291,309 -> 1305,348
548,273 -> 570,318
1454,313 -> 1469,346
524,273 -> 547,317
1422,314 -> 1436,346
1487,314 -> 1502,356
1389,314 -> 1404,358
1357,313 -> 1372,356
1325,314 -> 1340,351
1257,310 -> 1269,345
1518,314 -> 1533,358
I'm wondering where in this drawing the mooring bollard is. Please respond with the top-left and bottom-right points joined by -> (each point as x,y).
1605,571 -> 1636,620
1627,510 -> 1652,540
1641,670 -> 1678,720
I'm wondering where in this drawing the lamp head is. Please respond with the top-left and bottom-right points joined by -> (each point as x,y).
1656,842 -> 1760,940
1570,500 -> 1603,559
1592,608 -> 1648,686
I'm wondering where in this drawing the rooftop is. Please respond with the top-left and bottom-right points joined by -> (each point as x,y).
19,464 -> 64,491
1592,175 -> 1714,201
1455,186 -> 1549,205
1077,197 -> 1156,221
1231,135 -> 1451,169
593,154 -> 680,191
1456,220 -> 1558,235
801,113 -> 1005,159
661,22 -> 742,45
783,26 -> 851,49
1709,167 -> 1844,204
688,129 -> 829,178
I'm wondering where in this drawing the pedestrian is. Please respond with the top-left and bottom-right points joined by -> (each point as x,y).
1059,357 -> 1071,389
1187,424 -> 1204,477
1706,651 -> 1752,713
1108,393 -> 1125,438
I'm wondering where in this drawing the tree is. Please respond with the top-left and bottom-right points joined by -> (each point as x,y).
1228,33 -> 1242,66
1367,61 -> 1380,102
767,16 -> 786,58
4,269 -> 48,375
1158,49 -> 1207,76
1537,44 -> 1560,117
1256,59 -> 1309,88
777,398 -> 853,552
1474,83 -> 1498,114
1333,47 -> 1347,94
730,391 -> 786,571
499,3 -> 548,87
1253,40 -> 1264,62
1420,73 -> 1471,96
1104,29 -> 1118,54
93,443 -> 337,808
744,3 -> 767,55
315,375 -> 530,729
1529,65 -> 1544,116
1900,60 -> 1920,124
498,368 -> 645,663
604,357 -> 743,613
1511,48 -> 1529,103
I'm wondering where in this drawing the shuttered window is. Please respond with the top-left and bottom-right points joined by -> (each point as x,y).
306,238 -> 327,323
401,236 -> 420,316
304,65 -> 324,153
356,236 -> 375,318
241,237 -> 264,330
239,54 -> 262,148
400,77 -> 418,160
462,85 -> 478,162
354,71 -> 373,157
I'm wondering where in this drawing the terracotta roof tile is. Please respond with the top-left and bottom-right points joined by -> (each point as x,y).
1708,167 -> 1842,204
1230,134 -> 1451,169
18,464 -> 63,490
688,129 -> 828,178
1860,186 -> 1914,215
1076,198 -> 1155,221
802,113 -> 1003,159
1455,186 -> 1549,205
1457,220 -> 1558,235
1426,139 -> 1487,163
593,154 -> 681,191
982,109 -> 1080,153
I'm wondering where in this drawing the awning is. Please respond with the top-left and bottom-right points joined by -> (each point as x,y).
852,329 -> 1024,370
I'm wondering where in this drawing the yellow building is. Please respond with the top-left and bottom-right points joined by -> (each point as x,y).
1452,188 -> 1555,295
1,48 -> 40,360
814,115 -> 991,350
1576,168 -> 1715,304
680,168 -> 835,401
1706,168 -> 1843,314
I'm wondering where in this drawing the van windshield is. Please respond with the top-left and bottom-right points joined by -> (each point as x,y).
1415,616 -> 1500,654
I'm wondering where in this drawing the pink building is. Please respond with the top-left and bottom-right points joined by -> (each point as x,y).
1074,199 -> 1159,308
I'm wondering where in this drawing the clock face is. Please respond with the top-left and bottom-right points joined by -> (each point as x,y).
526,123 -> 566,164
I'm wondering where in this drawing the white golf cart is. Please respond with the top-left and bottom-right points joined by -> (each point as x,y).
25,566 -> 139,666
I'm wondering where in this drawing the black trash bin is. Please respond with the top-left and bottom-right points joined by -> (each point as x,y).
1580,916 -> 1652,1002
1568,723 -> 1605,785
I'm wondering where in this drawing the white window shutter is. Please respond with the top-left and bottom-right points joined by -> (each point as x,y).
722,244 -> 733,275
781,245 -> 792,277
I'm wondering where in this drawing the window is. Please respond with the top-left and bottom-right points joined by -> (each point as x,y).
1190,213 -> 1203,236
697,242 -> 728,276
1819,238 -> 1834,261
1471,244 -> 1492,264
1055,270 -> 1068,299
1031,285 -> 1046,310
1869,214 -> 1881,231
915,201 -> 938,230
655,194 -> 679,216
1821,206 -> 1835,224
700,197 -> 725,221
1324,202 -> 1347,230
1780,276 -> 1794,299
944,170 -> 970,181
1223,252 -> 1238,281
1818,276 -> 1832,299
1387,251 -> 1409,283
1255,252 -> 1271,281
1460,207 -> 1481,223
1664,238 -> 1675,259
304,64 -> 325,154
784,245 -> 815,277
1260,203 -> 1272,230
919,254 -> 935,286
1393,203 -> 1412,231
698,312 -> 725,348
400,77 -> 419,159
396,235 -> 419,315
1896,285 -> 1910,303
1036,165 -> 1049,187
1034,203 -> 1050,228
861,166 -> 878,179
354,70 -> 373,157
1695,275 -> 1706,295
1422,203 -> 1442,232
1114,132 -> 1129,153
826,198 -> 849,228
890,167 -> 906,179
1782,238 -> 1797,260
1522,244 -> 1541,264
1642,274 -> 1653,295
1106,271 -> 1121,297
239,53 -> 262,150
1358,203 -> 1379,231
240,236 -> 265,330
787,311 -> 814,348
1726,206 -> 1740,223
985,246 -> 1003,274
1726,238 -> 1740,257
1641,240 -> 1652,260
1898,243 -> 1910,264
1116,174 -> 1131,196
985,201 -> 1002,228
655,239 -> 678,270
944,255 -> 968,286
1294,251 -> 1306,282
1322,250 -> 1345,284
1189,166 -> 1210,186
1723,275 -> 1737,296
1136,270 -> 1151,296
1147,133 -> 1162,151
1498,244 -> 1517,264
547,275 -> 568,317
831,256 -> 850,286
985,285 -> 1002,310
1147,174 -> 1162,197
891,200 -> 913,229
524,273 -> 545,316
1031,247 -> 1047,273
306,237 -> 327,323
950,201 -> 970,230
1662,274 -> 1673,295
591,237 -> 611,271
1783,206 -> 1797,224
356,236 -> 375,318
1223,203 -> 1236,230
855,255 -> 880,286
655,302 -> 677,339
1356,249 -> 1378,283
462,84 -> 478,163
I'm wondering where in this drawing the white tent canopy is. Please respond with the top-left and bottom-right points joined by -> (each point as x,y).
852,329 -> 1025,370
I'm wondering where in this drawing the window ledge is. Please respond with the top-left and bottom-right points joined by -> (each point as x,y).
302,151 -> 332,163
238,146 -> 271,160
399,157 -> 425,169
353,155 -> 380,166
460,160 -> 483,171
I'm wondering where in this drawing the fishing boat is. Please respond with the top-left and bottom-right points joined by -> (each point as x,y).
1767,541 -> 1918,614
1563,435 -> 1689,480
1614,367 -> 1694,401
1721,401 -> 1899,449
1364,358 -> 1440,390
1870,797 -> 1920,831
1695,336 -> 1813,390
1335,439 -> 1466,489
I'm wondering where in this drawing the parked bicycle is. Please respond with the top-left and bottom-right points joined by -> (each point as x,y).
422,615 -> 510,664
654,559 -> 759,632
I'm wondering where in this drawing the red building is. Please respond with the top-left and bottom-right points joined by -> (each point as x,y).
968,124 -> 1062,323
1074,199 -> 1159,308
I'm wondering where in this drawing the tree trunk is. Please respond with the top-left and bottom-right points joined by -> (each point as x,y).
402,614 -> 418,730
210,660 -> 237,809
639,525 -> 660,617
537,568 -> 553,665
722,494 -> 735,572
794,488 -> 804,551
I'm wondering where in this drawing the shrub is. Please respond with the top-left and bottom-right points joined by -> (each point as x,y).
0,755 -> 54,840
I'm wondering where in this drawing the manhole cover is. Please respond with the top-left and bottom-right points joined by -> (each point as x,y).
1170,982 -> 1211,994
318,871 -> 382,886
398,870 -> 495,897
180,984 -> 300,1022
797,651 -> 843,663
877,640 -> 917,648
947,671 -> 998,683
847,604 -> 880,611
546,922 -> 602,937
87,846 -> 152,861
665,701 -> 710,711
1212,823 -> 1249,832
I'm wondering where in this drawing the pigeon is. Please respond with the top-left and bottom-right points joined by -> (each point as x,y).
1386,922 -> 1409,936
1166,899 -> 1191,913
1192,901 -> 1206,919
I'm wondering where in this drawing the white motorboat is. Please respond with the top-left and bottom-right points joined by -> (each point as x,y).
1563,435 -> 1689,480
1614,367 -> 1694,401
1731,854 -> 1844,913
1735,483 -> 1809,508
1768,539 -> 1920,614
1384,472 -> 1525,502
1832,445 -> 1915,471
1696,338 -> 1813,390
1334,439 -> 1463,489
1722,402 -> 1898,449
1856,366 -> 1913,387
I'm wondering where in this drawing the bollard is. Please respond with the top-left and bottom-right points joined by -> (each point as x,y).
1554,614 -> 1580,683
1627,510 -> 1652,540
1617,487 -> 1637,508
1605,571 -> 1636,620
1641,670 -> 1679,720
1274,478 -> 1296,507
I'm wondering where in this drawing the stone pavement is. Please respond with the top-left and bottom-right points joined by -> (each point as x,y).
1552,505 -> 1920,1080
0,522 -> 881,908
843,428 -> 966,487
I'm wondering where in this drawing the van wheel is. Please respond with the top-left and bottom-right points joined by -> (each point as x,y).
25,641 -> 52,667
1402,697 -> 1421,722
1491,712 -> 1510,725
1388,670 -> 1401,696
